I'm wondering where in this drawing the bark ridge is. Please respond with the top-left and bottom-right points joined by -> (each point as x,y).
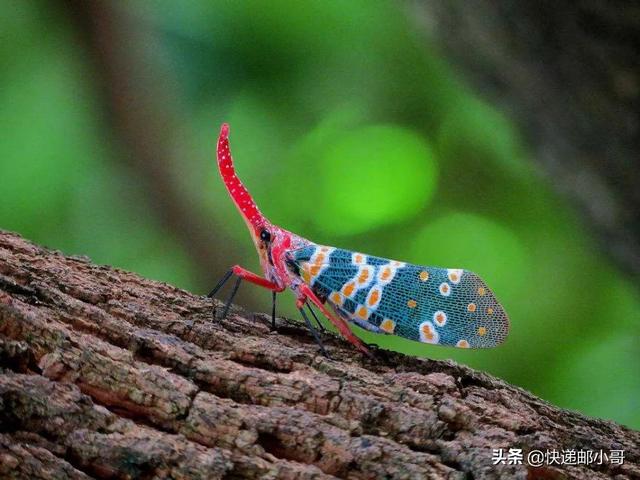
0,231 -> 638,479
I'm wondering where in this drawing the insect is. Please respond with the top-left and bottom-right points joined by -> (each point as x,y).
209,123 -> 509,356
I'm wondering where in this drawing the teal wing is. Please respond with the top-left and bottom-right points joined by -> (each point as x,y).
290,244 -> 509,348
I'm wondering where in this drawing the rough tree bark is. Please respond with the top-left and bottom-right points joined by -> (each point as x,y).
0,230 -> 638,480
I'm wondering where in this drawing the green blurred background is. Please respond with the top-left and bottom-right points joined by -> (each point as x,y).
1,1 -> 638,429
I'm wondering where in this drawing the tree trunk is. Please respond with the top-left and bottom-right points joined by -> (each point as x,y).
0,230 -> 638,479
408,0 -> 640,283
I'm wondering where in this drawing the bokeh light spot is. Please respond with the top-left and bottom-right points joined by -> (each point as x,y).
315,125 -> 437,235
408,213 -> 528,301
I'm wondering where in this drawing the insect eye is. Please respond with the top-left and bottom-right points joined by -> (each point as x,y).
260,229 -> 271,242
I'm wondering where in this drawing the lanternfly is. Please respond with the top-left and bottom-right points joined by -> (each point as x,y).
208,124 -> 509,356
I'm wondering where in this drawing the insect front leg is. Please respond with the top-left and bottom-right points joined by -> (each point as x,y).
207,268 -> 233,298
207,265 -> 284,321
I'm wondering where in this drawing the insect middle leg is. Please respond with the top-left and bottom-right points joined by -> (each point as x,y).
298,302 -> 329,358
305,303 -> 326,333
297,284 -> 372,358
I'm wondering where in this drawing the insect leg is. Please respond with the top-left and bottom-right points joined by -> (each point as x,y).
207,269 -> 233,298
207,265 -> 284,321
298,284 -> 372,358
220,277 -> 242,320
230,265 -> 284,291
306,303 -> 326,333
228,265 -> 284,325
271,291 -> 277,330
299,306 -> 329,358
209,266 -> 283,296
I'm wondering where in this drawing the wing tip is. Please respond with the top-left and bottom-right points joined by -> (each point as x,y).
464,270 -> 511,347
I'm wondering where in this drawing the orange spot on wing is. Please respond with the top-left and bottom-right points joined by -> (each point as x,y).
457,339 -> 470,348
419,271 -> 429,281
342,282 -> 355,297
368,289 -> 380,306
421,324 -> 434,340
381,267 -> 391,280
487,307 -> 494,315
330,292 -> 343,305
467,303 -> 477,313
301,264 -> 311,283
315,253 -> 325,265
478,326 -> 487,336
355,254 -> 363,263
477,287 -> 486,296
358,268 -> 370,284
380,319 -> 395,333
357,306 -> 368,319
310,265 -> 321,277
407,299 -> 417,308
